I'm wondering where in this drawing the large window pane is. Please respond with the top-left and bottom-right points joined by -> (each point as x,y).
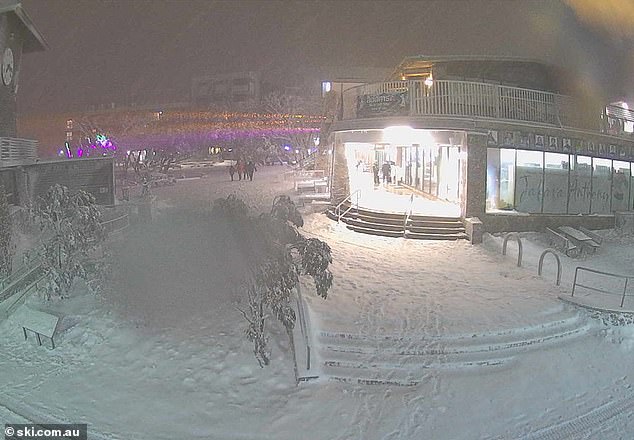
515,149 -> 543,213
569,155 -> 592,214
612,161 -> 630,212
543,153 -> 569,213
486,148 -> 516,211
592,158 -> 611,214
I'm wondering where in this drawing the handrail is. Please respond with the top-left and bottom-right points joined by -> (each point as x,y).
403,193 -> 414,236
572,266 -> 630,308
334,190 -> 360,222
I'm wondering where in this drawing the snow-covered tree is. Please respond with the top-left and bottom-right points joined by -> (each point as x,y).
217,194 -> 333,368
33,184 -> 106,299
0,185 -> 14,278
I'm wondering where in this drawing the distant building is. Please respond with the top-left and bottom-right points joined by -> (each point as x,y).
191,71 -> 260,108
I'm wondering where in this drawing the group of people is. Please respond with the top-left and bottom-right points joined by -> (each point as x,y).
229,159 -> 257,181
372,161 -> 393,185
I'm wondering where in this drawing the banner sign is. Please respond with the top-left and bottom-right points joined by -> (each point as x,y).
357,91 -> 408,118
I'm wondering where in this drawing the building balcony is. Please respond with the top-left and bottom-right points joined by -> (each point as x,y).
340,79 -> 634,140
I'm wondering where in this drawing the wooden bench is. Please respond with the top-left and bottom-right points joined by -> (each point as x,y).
546,227 -> 579,257
15,307 -> 59,349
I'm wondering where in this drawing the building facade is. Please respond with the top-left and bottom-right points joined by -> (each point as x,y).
327,56 -> 634,233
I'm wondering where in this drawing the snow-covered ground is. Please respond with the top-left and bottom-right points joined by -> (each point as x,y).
1,165 -> 634,439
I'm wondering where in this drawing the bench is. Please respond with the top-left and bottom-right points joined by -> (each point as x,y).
546,227 -> 579,257
295,178 -> 329,193
297,193 -> 331,207
15,307 -> 59,349
577,226 -> 603,245
558,226 -> 600,254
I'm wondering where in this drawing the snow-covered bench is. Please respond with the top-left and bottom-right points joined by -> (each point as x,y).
15,307 -> 59,349
295,178 -> 329,193
546,227 -> 579,258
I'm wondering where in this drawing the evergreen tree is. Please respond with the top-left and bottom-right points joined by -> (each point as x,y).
34,184 -> 106,299
217,194 -> 333,368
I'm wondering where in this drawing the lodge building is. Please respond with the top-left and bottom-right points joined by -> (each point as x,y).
326,55 -> 634,240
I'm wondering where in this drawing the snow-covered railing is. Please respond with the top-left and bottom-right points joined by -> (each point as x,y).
100,213 -> 130,234
341,79 -> 611,133
571,267 -> 631,308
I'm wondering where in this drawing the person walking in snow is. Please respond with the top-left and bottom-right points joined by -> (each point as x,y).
246,160 -> 257,181
229,163 -> 236,181
237,160 -> 246,181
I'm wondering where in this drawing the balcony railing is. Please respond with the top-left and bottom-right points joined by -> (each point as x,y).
0,137 -> 38,165
341,79 -> 634,139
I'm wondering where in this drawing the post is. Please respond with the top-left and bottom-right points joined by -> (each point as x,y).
621,278 -> 628,308
571,267 -> 579,297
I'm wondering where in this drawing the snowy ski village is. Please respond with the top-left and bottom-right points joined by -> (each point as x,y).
1,0 -> 634,439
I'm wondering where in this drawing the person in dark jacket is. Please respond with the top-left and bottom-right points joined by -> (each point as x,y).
372,162 -> 380,185
229,164 -> 236,181
381,162 -> 392,183
246,160 -> 257,181
237,160 -> 246,180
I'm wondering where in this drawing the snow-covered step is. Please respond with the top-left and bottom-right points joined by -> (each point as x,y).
315,312 -> 595,384
317,315 -> 592,353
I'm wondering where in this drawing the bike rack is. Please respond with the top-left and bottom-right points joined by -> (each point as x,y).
538,249 -> 562,286
502,233 -> 523,267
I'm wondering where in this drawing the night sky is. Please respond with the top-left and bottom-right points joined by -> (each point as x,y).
16,0 -> 634,114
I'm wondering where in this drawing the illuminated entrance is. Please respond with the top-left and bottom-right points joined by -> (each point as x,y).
341,128 -> 464,216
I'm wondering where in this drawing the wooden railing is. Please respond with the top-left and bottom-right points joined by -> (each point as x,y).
341,79 -> 634,138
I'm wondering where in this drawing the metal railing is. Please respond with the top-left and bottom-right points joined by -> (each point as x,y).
403,193 -> 414,237
341,79 -> 633,136
538,249 -> 562,286
334,189 -> 360,222
571,267 -> 631,308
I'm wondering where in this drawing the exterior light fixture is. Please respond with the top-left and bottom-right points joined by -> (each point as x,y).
424,74 -> 434,88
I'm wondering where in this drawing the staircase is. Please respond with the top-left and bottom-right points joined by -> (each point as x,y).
316,311 -> 593,386
327,202 -> 467,240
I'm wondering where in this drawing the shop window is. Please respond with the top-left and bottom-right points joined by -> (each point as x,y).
612,161 -> 630,212
515,149 -> 543,213
592,158 -> 612,214
486,148 -> 516,211
543,153 -> 569,213
569,156 -> 592,214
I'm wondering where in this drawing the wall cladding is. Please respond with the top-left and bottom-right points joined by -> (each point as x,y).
14,158 -> 115,206
0,13 -> 24,138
